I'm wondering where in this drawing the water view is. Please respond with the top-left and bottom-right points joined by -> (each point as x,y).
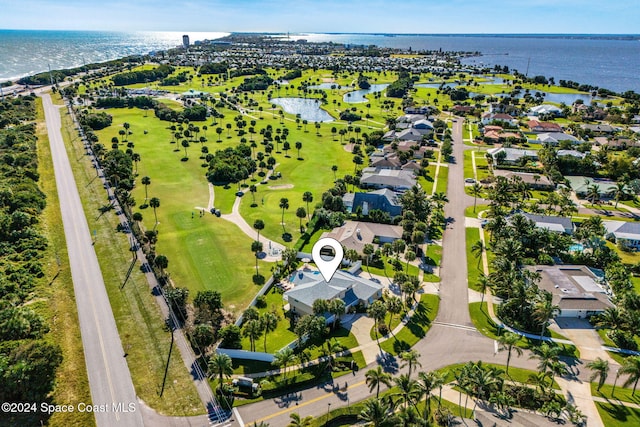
270,97 -> 334,122
343,84 -> 389,103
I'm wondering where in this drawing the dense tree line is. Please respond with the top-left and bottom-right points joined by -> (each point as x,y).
229,68 -> 267,78
386,71 -> 414,98
79,111 -> 113,130
0,97 -> 62,403
199,62 -> 229,75
281,69 -> 302,81
94,95 -> 155,109
111,64 -> 175,86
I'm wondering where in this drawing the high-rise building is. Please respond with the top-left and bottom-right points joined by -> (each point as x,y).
182,35 -> 190,48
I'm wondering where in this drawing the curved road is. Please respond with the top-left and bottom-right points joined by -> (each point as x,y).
43,94 -> 144,426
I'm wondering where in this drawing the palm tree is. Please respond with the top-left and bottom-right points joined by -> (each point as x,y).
393,374 -> 421,409
251,240 -> 263,276
609,181 -> 629,208
594,307 -> 627,331
586,183 -> 601,205
386,296 -> 403,327
533,292 -> 561,338
497,332 -> 523,376
359,398 -> 392,427
331,165 -> 338,181
242,319 -> 262,352
253,219 -> 265,241
141,176 -> 151,201
366,366 -> 392,398
417,371 -> 439,420
399,350 -> 422,380
530,343 -> 561,376
249,185 -> 257,205
181,139 -> 189,158
279,198 -> 289,232
295,141 -> 302,159
287,413 -> 313,427
586,357 -> 610,392
327,298 -> 345,330
296,207 -> 306,230
620,356 -> 640,395
470,240 -> 484,270
476,273 -> 494,305
273,347 -> 297,379
471,182 -> 483,212
404,250 -> 416,273
208,353 -> 233,393
367,300 -> 387,343
149,197 -> 160,228
302,191 -> 313,221
353,154 -> 364,173
261,312 -> 278,353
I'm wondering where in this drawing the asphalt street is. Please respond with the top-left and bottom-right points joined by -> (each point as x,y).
42,94 -> 144,427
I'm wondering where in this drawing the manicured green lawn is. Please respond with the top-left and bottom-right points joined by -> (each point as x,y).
366,255 -> 421,278
592,383 -> 640,406
465,204 -> 490,218
60,101 -> 203,415
435,164 -> 449,194
425,243 -> 442,266
466,227 -> 483,289
418,165 -> 437,194
596,402 -> 640,427
379,294 -> 439,355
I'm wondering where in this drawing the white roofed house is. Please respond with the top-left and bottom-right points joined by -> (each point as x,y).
283,269 -> 384,318
528,104 -> 563,117
604,221 -> 640,251
360,168 -> 417,191
486,147 -> 538,167
521,213 -> 574,234
537,132 -> 581,145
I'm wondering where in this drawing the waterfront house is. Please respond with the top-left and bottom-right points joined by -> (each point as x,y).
528,104 -> 563,117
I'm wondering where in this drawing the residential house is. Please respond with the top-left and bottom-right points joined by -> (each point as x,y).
528,104 -> 563,117
371,155 -> 402,170
556,150 -> 586,159
604,221 -> 640,251
487,147 -> 538,167
581,124 -> 616,135
537,132 -> 581,145
529,265 -> 613,318
284,269 -> 384,317
492,170 -> 554,189
342,189 -> 403,217
360,168 -> 417,191
563,176 -> 617,199
321,220 -> 404,254
573,103 -> 606,120
528,120 -> 563,133
521,213 -> 574,234
481,112 -> 518,126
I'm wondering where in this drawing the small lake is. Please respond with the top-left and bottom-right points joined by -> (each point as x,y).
270,98 -> 334,122
415,82 -> 459,89
343,84 -> 389,103
308,83 -> 342,90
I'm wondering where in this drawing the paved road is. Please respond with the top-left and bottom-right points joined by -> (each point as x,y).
42,93 -> 144,426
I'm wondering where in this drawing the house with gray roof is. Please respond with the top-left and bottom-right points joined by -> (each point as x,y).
564,176 -> 617,199
604,221 -> 640,250
487,147 -> 538,166
521,213 -> 574,234
537,132 -> 581,145
360,168 -> 417,191
528,104 -> 563,117
284,269 -> 384,317
557,150 -> 586,159
529,265 -> 613,318
322,220 -> 403,254
342,189 -> 403,217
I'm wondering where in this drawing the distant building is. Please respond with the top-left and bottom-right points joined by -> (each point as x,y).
529,265 -> 613,318
182,34 -> 190,48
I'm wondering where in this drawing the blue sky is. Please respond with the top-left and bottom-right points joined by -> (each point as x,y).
1,0 -> 638,34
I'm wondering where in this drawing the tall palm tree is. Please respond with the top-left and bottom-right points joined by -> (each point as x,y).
471,182 -> 483,212
302,191 -> 313,221
609,181 -> 629,209
253,219 -> 265,241
393,374 -> 421,410
251,240 -> 263,276
530,343 -> 561,377
279,198 -> 289,232
586,357 -> 610,392
295,141 -> 302,159
208,353 -> 233,393
533,292 -> 561,338
273,347 -> 297,379
470,240 -> 484,270
365,366 -> 392,399
261,312 -> 278,353
399,350 -> 422,380
586,183 -> 601,205
620,355 -> 640,395
476,273 -> 493,305
386,296 -> 403,327
327,298 -> 345,330
141,175 -> 151,201
417,371 -> 439,421
242,319 -> 262,352
149,197 -> 160,228
497,332 -> 523,376
362,243 -> 374,276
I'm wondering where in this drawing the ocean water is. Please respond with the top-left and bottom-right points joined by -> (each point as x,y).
0,30 -> 228,82
292,33 -> 640,94
1,30 -> 639,94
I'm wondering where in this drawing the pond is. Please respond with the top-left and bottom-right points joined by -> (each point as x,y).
415,82 -> 459,89
343,84 -> 389,103
270,98 -> 334,122
308,83 -> 341,90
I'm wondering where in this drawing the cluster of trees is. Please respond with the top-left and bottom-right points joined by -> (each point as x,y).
0,97 -> 63,403
281,69 -> 302,81
206,144 -> 256,184
229,68 -> 267,78
237,75 -> 274,92
79,111 -> 113,130
94,95 -> 155,110
386,70 -> 414,98
199,62 -> 229,75
111,64 -> 174,86
357,73 -> 371,89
